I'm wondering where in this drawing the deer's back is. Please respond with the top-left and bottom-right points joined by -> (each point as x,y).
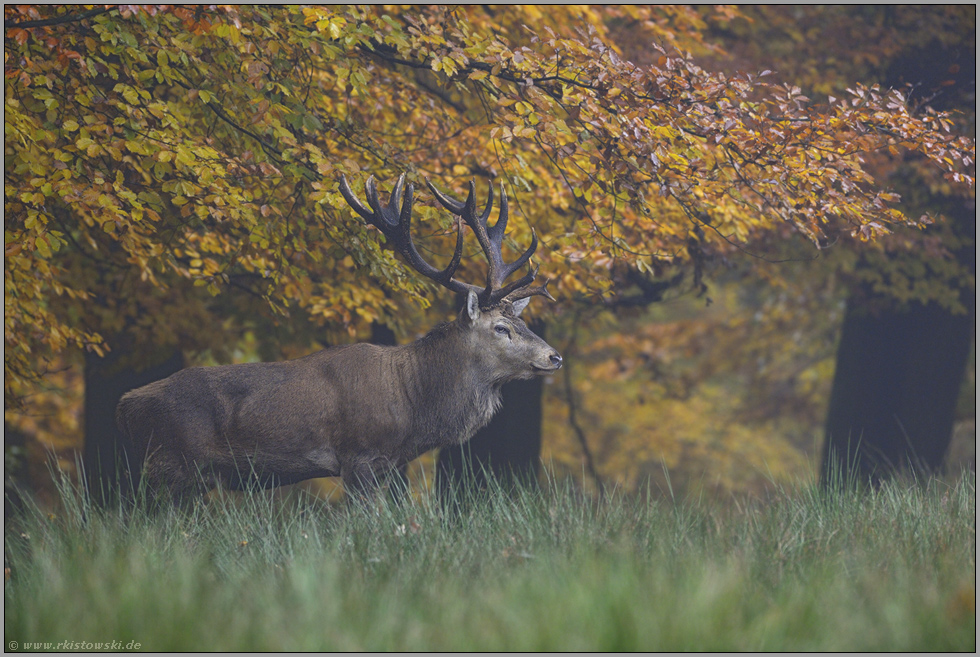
117,344 -> 422,467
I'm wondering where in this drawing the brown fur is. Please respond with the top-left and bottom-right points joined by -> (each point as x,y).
116,295 -> 561,500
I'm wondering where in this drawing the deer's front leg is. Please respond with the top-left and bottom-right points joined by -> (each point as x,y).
341,455 -> 394,505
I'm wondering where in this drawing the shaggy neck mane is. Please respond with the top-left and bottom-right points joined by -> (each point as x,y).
396,318 -> 501,450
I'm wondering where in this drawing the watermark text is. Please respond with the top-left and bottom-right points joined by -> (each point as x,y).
9,639 -> 142,651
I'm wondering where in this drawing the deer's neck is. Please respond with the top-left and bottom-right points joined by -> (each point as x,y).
397,321 -> 501,449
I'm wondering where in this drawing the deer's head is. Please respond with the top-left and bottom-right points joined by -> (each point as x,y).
339,173 -> 562,381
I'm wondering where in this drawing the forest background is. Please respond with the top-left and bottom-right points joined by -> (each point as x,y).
4,5 -> 975,506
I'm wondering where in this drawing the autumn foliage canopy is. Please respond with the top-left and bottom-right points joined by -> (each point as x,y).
4,6 -> 974,451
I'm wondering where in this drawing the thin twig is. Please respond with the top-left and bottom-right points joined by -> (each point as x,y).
561,318 -> 604,492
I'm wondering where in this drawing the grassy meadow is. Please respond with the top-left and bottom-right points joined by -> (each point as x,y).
4,471 -> 976,652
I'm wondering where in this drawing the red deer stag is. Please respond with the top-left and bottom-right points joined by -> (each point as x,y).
116,174 -> 561,501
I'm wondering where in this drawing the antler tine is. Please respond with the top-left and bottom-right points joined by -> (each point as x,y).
501,271 -> 556,305
339,174 -> 469,294
339,173 -> 373,221
490,186 -> 538,284
485,182 -> 508,250
364,175 -> 396,228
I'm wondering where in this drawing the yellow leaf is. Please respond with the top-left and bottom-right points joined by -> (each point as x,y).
35,235 -> 51,259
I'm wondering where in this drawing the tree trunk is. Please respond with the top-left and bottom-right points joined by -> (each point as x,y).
83,348 -> 184,504
820,297 -> 974,486
436,322 -> 547,499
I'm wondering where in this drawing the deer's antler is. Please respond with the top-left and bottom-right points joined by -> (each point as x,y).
340,173 -> 474,297
340,174 -> 553,309
426,179 -> 554,308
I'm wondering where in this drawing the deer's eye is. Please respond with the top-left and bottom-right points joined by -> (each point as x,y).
494,325 -> 510,337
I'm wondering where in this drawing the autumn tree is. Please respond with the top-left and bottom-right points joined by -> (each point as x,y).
705,6 -> 976,484
821,20 -> 974,485
4,6 -> 973,497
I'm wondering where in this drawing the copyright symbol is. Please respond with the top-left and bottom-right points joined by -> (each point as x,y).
8,641 -> 17,651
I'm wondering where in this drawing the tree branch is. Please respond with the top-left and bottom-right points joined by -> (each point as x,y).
4,8 -> 110,30
604,269 -> 685,308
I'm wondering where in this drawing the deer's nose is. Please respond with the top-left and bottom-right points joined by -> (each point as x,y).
550,353 -> 563,368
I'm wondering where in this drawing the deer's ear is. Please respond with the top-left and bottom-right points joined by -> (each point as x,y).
464,289 -> 481,324
512,297 -> 531,316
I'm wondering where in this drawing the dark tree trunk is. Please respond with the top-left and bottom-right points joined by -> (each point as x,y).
820,297 -> 974,486
369,321 -> 396,347
821,191 -> 975,487
5,424 -> 30,517
83,348 -> 184,504
436,322 -> 547,499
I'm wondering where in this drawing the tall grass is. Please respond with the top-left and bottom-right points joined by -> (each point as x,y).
4,470 -> 976,651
